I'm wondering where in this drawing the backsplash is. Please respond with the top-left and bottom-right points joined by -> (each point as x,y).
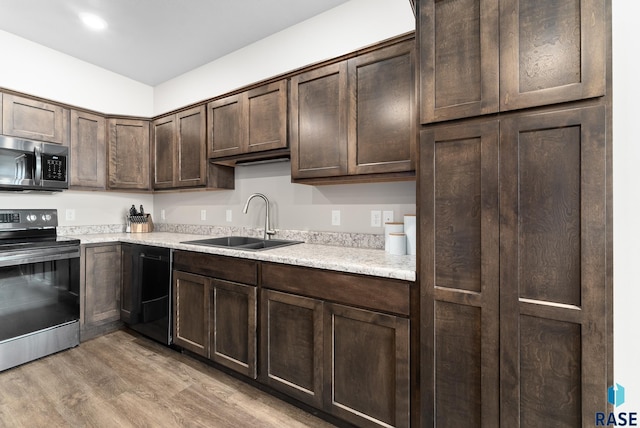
57,223 -> 385,250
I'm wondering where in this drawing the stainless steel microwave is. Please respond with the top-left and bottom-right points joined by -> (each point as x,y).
0,136 -> 68,192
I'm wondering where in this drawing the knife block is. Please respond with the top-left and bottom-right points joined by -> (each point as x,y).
129,214 -> 154,233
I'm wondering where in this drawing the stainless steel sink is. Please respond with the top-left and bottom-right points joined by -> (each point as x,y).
181,236 -> 302,251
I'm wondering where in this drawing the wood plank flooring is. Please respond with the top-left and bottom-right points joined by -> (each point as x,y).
0,329 -> 336,428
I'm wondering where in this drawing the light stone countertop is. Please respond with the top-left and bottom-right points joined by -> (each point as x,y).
74,232 -> 416,282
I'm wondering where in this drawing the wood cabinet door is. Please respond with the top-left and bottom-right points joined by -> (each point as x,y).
70,109 -> 106,189
84,244 -> 122,327
418,0 -> 499,123
260,290 -> 324,408
347,41 -> 416,175
151,114 -> 175,189
325,303 -> 410,428
290,62 -> 348,179
173,271 -> 209,357
210,279 -> 257,378
246,80 -> 288,153
419,120 -> 500,427
208,94 -> 243,158
500,0 -> 606,111
499,106 -> 608,426
176,105 -> 207,187
107,118 -> 150,190
1,94 -> 70,144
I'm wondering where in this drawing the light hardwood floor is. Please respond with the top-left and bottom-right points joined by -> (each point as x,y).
0,329 -> 336,428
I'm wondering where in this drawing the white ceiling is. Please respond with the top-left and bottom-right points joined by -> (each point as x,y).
0,0 -> 351,86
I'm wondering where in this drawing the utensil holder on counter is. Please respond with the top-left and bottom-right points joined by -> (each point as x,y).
128,214 -> 153,233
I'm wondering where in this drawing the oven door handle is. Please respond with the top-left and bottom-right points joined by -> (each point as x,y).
0,245 -> 80,268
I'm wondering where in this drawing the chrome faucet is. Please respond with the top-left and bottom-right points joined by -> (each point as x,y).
243,193 -> 276,240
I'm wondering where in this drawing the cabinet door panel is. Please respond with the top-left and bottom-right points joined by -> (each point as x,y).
246,80 -> 287,153
84,244 -> 121,326
176,106 -> 207,187
290,62 -> 348,179
419,0 -> 499,123
500,0 -> 606,111
499,106 -> 608,426
260,290 -> 324,407
348,41 -> 415,174
2,94 -> 69,144
107,118 -> 150,190
326,303 -> 409,428
208,94 -> 243,158
70,110 -> 106,189
152,115 -> 175,189
210,279 -> 257,378
419,120 -> 500,427
173,271 -> 209,357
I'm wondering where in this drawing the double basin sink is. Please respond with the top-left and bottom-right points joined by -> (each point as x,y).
181,236 -> 302,251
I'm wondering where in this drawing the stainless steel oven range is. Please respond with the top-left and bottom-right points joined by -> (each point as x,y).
0,209 -> 80,372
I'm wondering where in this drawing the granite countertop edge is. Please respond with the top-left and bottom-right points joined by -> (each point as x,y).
72,232 -> 416,282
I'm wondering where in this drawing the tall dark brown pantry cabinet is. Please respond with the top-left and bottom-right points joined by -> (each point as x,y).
416,0 -> 611,426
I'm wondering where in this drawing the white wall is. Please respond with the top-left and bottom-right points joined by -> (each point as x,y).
153,0 -> 416,115
0,30 -> 153,116
612,1 -> 640,411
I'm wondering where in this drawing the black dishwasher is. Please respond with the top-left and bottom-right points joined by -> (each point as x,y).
121,244 -> 172,345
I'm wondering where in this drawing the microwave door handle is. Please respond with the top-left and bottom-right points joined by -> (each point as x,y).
34,145 -> 42,186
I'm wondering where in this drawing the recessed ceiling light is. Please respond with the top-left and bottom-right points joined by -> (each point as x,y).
79,13 -> 107,31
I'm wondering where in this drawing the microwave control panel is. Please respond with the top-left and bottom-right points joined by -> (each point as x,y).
42,154 -> 67,182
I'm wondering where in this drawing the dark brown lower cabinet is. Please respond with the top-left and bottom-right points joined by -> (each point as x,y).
419,104 -> 610,426
210,279 -> 257,378
326,303 -> 410,428
173,271 -> 209,357
260,290 -> 324,408
172,251 -> 258,378
260,263 -> 411,428
81,243 -> 122,340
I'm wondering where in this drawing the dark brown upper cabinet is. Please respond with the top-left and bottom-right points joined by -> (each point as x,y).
107,118 -> 150,191
152,105 -> 207,189
418,0 -> 605,124
70,109 -> 106,190
290,62 -> 349,180
291,39 -> 416,182
208,79 -> 287,160
1,93 -> 69,144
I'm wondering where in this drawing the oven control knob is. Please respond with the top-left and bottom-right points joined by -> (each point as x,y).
41,214 -> 52,222
26,214 -> 37,222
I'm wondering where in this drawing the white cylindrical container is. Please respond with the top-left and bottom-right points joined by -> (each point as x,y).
404,214 -> 416,256
385,222 -> 404,252
388,232 -> 407,255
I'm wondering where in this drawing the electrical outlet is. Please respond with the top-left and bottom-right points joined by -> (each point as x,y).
226,209 -> 232,222
331,210 -> 341,226
65,209 -> 75,221
161,209 -> 166,220
371,210 -> 382,227
383,210 -> 394,224
200,209 -> 207,221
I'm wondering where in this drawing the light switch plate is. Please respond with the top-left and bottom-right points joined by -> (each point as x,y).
65,209 -> 75,221
226,209 -> 232,222
371,210 -> 382,227
200,209 -> 207,221
332,210 -> 341,226
161,209 -> 166,220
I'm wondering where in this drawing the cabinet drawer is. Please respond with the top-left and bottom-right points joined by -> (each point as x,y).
262,263 -> 410,317
173,250 -> 258,286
